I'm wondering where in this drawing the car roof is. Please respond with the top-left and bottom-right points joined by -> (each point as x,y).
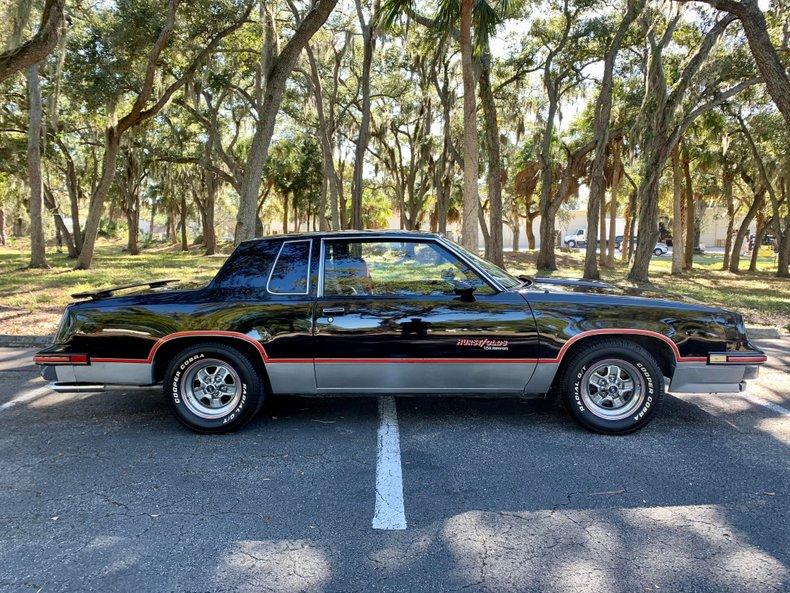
241,229 -> 442,245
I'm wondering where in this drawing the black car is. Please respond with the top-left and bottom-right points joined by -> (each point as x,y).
35,231 -> 765,435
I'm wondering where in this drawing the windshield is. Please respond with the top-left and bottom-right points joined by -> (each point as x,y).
442,238 -> 521,289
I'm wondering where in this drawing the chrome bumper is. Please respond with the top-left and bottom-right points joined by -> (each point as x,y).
669,363 -> 761,394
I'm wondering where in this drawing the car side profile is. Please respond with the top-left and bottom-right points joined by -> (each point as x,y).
35,231 -> 766,435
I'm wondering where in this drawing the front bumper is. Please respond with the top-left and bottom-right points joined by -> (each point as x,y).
669,362 -> 761,393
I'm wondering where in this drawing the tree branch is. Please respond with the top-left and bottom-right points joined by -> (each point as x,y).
0,0 -> 65,83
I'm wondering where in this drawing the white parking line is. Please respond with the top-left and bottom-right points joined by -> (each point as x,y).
372,396 -> 407,530
722,394 -> 790,416
0,385 -> 51,412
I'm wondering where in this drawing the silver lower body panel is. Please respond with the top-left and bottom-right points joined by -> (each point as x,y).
669,363 -> 759,393
54,361 -> 153,385
313,361 -> 537,393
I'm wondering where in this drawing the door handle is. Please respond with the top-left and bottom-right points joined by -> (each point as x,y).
322,307 -> 345,315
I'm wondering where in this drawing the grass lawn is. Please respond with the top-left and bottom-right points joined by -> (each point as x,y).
0,237 -> 787,336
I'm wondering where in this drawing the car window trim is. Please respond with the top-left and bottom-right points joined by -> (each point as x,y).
317,235 -> 502,299
436,236 -> 507,291
266,239 -> 313,296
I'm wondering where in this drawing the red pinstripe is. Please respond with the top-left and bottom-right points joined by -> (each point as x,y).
87,328 -> 720,366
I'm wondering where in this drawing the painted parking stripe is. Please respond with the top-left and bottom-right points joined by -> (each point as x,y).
0,385 -> 51,412
372,396 -> 407,530
722,394 -> 790,416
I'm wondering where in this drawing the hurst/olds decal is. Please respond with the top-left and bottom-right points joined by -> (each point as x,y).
456,338 -> 509,351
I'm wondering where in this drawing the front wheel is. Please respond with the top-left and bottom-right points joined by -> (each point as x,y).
558,339 -> 664,434
164,342 -> 265,433
653,247 -> 663,256
567,240 -> 577,248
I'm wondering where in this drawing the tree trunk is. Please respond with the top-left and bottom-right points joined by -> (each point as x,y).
583,0 -> 643,279
282,192 -> 289,234
148,201 -> 156,242
536,97 -> 558,271
305,44 -> 340,231
477,201 -> 490,256
628,145 -> 664,282
167,206 -> 176,244
459,0 -> 479,252
234,0 -> 339,244
729,190 -> 764,273
478,49 -> 503,266
606,144 -> 622,267
26,64 -> 47,268
180,195 -> 188,251
777,225 -> 789,278
682,143 -> 695,270
126,200 -> 140,255
43,184 -> 77,258
537,203 -> 561,270
350,0 -> 379,230
721,162 -> 735,270
671,146 -> 684,275
511,219 -> 520,252
0,209 -> 5,245
622,191 -> 636,262
749,214 -> 767,272
53,139 -> 84,253
525,215 -> 536,250
0,0 -> 65,84
598,196 -> 607,267
202,172 -> 217,255
704,0 -> 790,127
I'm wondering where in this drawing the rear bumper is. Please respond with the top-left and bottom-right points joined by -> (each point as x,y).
669,362 -> 761,393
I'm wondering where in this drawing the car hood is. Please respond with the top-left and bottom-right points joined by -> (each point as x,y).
521,277 -> 708,307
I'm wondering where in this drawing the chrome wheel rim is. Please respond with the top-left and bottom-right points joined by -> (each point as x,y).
180,358 -> 241,419
581,358 -> 645,421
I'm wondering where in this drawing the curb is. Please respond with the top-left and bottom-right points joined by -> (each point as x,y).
746,327 -> 782,339
0,335 -> 52,348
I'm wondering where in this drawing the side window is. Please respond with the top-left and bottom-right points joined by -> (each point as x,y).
322,240 -> 493,297
268,240 -> 311,294
212,241 -> 279,291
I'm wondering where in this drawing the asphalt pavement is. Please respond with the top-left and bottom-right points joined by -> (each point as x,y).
0,339 -> 787,593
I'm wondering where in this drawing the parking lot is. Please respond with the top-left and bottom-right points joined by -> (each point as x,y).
0,339 -> 788,593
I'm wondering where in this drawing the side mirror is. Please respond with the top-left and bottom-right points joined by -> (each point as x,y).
517,274 -> 533,286
453,281 -> 476,302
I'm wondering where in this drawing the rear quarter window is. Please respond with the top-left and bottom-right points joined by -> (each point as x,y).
211,241 -> 280,291
267,240 -> 312,294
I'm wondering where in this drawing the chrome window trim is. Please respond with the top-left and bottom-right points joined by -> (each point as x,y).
436,235 -> 506,291
266,239 -> 313,296
317,234 -> 502,298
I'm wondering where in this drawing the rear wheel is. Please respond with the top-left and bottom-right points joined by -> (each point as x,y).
164,342 -> 265,433
567,240 -> 577,248
558,339 -> 664,434
653,247 -> 663,256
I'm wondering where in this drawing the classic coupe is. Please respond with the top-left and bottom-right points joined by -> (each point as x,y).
35,231 -> 766,434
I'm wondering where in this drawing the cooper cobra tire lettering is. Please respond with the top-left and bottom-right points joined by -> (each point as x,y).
557,338 -> 665,435
163,343 -> 265,434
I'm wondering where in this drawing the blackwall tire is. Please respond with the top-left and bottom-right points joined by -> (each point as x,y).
558,339 -> 664,435
164,342 -> 265,433
567,240 -> 577,248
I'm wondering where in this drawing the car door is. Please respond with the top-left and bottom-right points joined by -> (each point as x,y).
312,237 -> 539,393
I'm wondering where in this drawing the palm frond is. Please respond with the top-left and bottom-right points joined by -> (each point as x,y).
434,0 -> 460,35
473,0 -> 501,50
378,0 -> 415,31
